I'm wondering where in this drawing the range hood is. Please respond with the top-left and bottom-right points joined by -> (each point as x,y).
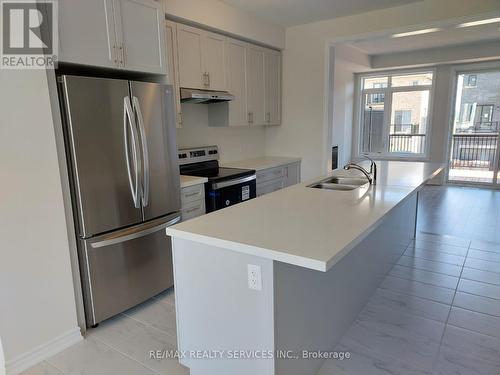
180,88 -> 234,104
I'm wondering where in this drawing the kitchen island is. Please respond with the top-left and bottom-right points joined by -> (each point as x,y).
166,161 -> 444,375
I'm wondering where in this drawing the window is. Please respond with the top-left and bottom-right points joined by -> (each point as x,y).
475,104 -> 493,124
459,103 -> 473,123
393,110 -> 412,133
464,74 -> 477,88
358,71 -> 433,157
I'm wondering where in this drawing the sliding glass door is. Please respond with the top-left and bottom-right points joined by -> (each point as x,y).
448,71 -> 500,185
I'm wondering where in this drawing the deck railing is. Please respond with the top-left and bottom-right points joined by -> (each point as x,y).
389,134 -> 426,154
450,133 -> 499,169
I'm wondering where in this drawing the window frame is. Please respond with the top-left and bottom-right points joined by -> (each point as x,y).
354,68 -> 436,161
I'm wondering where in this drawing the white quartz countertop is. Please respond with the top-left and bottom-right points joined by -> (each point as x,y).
180,175 -> 208,188
167,161 -> 444,272
223,156 -> 301,171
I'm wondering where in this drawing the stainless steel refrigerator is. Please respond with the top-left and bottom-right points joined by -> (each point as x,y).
58,75 -> 181,327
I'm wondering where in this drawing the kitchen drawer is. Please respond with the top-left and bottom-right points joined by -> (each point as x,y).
181,199 -> 206,221
256,166 -> 287,184
257,178 -> 286,197
181,184 -> 205,204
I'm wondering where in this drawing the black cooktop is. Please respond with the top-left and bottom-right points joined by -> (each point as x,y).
180,160 -> 255,183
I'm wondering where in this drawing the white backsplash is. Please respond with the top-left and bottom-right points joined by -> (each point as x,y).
176,103 -> 266,163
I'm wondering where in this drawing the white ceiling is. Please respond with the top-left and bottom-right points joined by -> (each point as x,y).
351,23 -> 500,55
220,0 -> 422,27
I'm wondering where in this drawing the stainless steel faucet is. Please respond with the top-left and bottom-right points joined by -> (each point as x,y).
343,155 -> 377,185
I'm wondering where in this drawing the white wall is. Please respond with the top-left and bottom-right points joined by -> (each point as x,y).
330,45 -> 371,168
0,69 -> 81,374
177,104 -> 267,163
371,39 -> 500,69
265,0 -> 500,181
164,0 -> 285,49
1,337 -> 4,375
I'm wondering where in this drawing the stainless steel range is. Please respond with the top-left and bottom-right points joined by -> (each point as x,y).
179,146 -> 256,212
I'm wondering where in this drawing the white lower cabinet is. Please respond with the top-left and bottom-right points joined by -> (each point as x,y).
257,179 -> 286,196
181,184 -> 206,221
257,165 -> 287,184
182,199 -> 206,221
286,162 -> 301,187
256,162 -> 301,197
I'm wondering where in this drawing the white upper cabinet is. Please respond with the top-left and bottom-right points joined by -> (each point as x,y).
176,24 -> 227,91
168,20 -> 281,127
264,48 -> 281,125
59,0 -> 117,68
226,39 -> 248,126
113,0 -> 166,74
246,45 -> 265,125
165,20 -> 182,127
176,24 -> 204,89
203,32 -> 227,91
59,0 -> 166,74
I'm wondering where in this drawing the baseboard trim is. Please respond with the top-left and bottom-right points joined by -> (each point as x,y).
5,327 -> 82,375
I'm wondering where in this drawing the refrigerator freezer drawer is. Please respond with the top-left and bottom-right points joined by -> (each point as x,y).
79,214 -> 180,326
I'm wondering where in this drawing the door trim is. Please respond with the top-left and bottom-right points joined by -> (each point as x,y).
446,66 -> 500,186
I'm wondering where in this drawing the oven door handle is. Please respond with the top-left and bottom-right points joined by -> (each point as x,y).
211,175 -> 256,190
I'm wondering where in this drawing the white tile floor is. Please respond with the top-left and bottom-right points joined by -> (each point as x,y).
318,232 -> 500,375
21,289 -> 188,375
417,185 -> 500,243
21,186 -> 500,375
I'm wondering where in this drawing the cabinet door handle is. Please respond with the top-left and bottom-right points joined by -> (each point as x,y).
207,72 -> 210,87
178,112 -> 183,125
266,112 -> 270,123
119,45 -> 124,67
112,45 -> 118,66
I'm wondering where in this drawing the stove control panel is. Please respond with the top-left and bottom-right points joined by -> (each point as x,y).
178,145 -> 219,165
190,150 -> 206,158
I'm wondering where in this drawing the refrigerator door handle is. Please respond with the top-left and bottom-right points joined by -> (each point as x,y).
124,96 -> 141,208
90,213 -> 181,249
132,96 -> 150,207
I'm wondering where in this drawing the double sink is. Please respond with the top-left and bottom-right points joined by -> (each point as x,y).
308,176 -> 369,191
